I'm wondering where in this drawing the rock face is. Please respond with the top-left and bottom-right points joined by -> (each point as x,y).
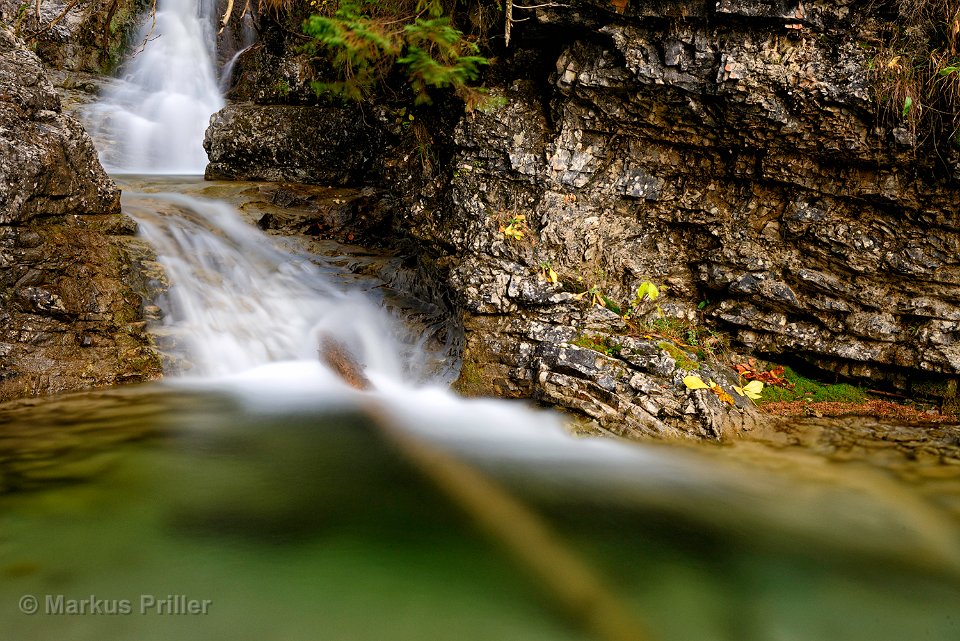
0,0 -> 146,72
203,0 -> 960,433
388,0 -> 960,397
204,103 -> 383,185
0,28 -> 160,401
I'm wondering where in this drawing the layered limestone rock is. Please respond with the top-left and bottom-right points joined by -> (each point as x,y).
0,28 -> 160,401
390,0 -> 960,397
203,0 -> 960,434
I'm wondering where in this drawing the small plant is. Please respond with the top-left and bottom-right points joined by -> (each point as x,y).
574,285 -> 608,309
624,281 -> 661,319
648,316 -> 727,357
302,0 -> 491,108
870,0 -> 960,154
538,261 -> 559,284
499,213 -> 527,240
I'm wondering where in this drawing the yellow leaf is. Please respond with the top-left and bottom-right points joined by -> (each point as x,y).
548,268 -> 558,284
636,281 -> 660,302
733,380 -> 764,399
744,380 -> 764,399
683,375 -> 710,390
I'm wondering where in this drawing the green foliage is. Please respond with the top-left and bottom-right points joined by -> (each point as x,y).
758,366 -> 867,404
600,295 -> 621,315
573,335 -> 623,358
398,18 -> 489,105
498,213 -> 527,240
302,0 -> 490,107
634,281 -> 660,303
902,94 -> 914,117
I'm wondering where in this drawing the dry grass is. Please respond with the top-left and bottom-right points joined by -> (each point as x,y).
871,0 -> 960,150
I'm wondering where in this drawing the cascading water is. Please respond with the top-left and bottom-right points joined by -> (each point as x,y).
123,190 -> 450,384
86,0 -> 223,173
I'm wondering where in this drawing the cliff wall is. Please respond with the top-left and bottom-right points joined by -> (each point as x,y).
0,28 -> 160,401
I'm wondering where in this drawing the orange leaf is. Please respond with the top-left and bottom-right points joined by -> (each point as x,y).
710,383 -> 735,405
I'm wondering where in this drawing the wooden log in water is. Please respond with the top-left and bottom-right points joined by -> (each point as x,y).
318,334 -> 656,641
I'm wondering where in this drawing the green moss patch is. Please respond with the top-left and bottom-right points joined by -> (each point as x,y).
759,366 -> 867,404
656,341 -> 699,371
572,334 -> 622,358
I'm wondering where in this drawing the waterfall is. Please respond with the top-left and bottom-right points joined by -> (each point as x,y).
126,192 -> 447,383
86,0 -> 224,173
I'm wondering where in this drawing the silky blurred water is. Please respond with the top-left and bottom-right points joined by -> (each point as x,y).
84,0 -> 223,172
1,384 -> 959,641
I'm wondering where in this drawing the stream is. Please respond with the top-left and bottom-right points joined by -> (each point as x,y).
2,0 -> 960,639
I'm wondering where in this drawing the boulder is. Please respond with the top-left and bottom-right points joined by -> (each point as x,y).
204,102 -> 383,185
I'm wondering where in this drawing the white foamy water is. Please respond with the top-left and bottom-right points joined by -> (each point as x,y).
131,193 -> 420,380
86,0 -> 223,173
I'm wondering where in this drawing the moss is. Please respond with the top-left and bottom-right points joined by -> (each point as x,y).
646,316 -> 727,356
572,334 -> 622,358
102,0 -> 153,74
452,359 -> 489,397
657,341 -> 699,371
759,366 -> 867,404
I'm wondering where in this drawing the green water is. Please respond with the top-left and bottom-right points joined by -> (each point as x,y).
1,386 -> 959,641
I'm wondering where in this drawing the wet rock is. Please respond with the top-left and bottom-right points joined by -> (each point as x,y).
391,0 -> 960,402
0,29 -> 161,401
204,103 -> 383,185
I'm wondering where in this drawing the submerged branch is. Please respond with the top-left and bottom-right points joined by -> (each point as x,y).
319,335 -> 657,641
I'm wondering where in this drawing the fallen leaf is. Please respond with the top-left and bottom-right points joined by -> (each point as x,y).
683,375 -> 710,390
733,380 -> 764,400
711,383 -> 735,405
